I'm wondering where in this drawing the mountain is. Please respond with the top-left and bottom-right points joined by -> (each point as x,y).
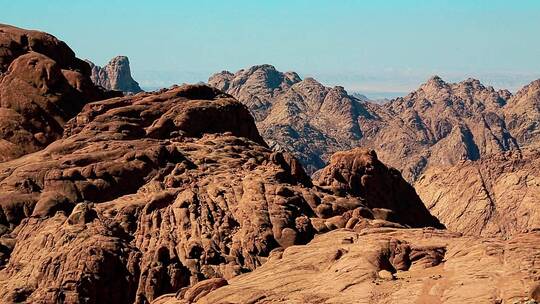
209,65 -> 377,174
361,76 -> 517,182
210,65 -> 540,239
209,66 -> 524,182
0,25 -> 538,304
86,56 -> 143,94
405,78 -> 540,238
0,24 -> 117,162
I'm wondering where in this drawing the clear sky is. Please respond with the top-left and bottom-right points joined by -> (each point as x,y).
2,0 -> 540,97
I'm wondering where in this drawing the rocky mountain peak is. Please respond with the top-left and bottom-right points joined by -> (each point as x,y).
240,64 -> 301,89
1,23 -> 539,304
86,55 -> 142,94
208,64 -> 302,121
460,77 -> 483,87
210,65 -> 377,174
421,75 -> 448,90
512,78 -> 540,102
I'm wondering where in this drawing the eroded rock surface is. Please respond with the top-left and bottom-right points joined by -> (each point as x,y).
313,148 -> 442,229
0,24 -> 117,161
361,76 -> 517,182
211,66 -> 540,241
182,228 -> 540,304
416,149 -> 540,238
87,56 -> 143,94
0,84 -> 440,303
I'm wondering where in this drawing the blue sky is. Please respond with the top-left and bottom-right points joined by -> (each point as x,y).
2,0 -> 540,97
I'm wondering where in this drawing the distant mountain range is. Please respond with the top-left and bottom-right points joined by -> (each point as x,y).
209,65 -> 539,179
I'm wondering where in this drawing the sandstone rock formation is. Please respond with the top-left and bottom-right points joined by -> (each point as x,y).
87,56 -> 143,94
0,84 -> 440,303
416,149 -> 540,238
312,148 -> 442,229
363,78 -> 540,238
159,228 -> 540,304
0,24 -> 117,161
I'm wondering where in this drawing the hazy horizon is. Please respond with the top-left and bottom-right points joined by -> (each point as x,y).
3,0 -> 540,96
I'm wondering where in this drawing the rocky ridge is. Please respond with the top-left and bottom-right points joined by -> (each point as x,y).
504,79 -> 540,148
0,25 -> 538,304
362,76 -> 517,182
210,66 -> 540,239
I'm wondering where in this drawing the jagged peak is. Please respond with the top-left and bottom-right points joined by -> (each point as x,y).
457,77 -> 485,90
330,85 -> 349,96
427,75 -> 446,84
219,70 -> 234,76
302,76 -> 319,83
108,55 -> 129,64
208,70 -> 234,81
420,75 -> 448,91
85,56 -> 131,69
86,55 -> 142,93
246,64 -> 278,74
511,78 -> 540,101
296,77 -> 326,89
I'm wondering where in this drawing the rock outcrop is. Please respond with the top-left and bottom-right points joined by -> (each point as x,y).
162,228 -> 540,304
415,149 -> 540,238
313,148 -> 442,229
210,66 -> 540,239
0,84 -> 441,303
87,56 -> 143,94
0,24 -> 117,162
